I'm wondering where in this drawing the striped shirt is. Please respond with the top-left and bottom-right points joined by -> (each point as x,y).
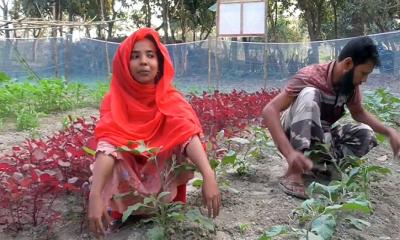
284,61 -> 362,131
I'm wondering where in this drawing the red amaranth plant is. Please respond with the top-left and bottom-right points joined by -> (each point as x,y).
190,89 -> 279,143
0,89 -> 278,236
0,117 -> 97,234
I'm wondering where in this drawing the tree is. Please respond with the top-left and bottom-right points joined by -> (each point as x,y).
183,0 -> 215,41
0,0 -> 10,37
297,0 -> 327,41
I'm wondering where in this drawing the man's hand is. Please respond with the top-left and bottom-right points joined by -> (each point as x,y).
286,150 -> 313,175
388,128 -> 400,159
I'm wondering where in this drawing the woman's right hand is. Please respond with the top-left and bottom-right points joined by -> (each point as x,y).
201,172 -> 221,218
88,192 -> 111,239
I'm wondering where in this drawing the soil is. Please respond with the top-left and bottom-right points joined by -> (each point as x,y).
1,107 -> 400,240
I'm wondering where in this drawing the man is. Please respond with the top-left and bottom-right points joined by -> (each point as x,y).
262,36 -> 400,199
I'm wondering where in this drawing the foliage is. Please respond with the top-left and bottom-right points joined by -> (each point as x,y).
363,88 -> 400,126
16,107 -> 40,131
91,81 -> 110,107
116,141 -> 214,239
194,127 -> 275,189
260,144 -> 391,240
0,75 -> 108,130
190,89 -> 279,140
119,192 -> 214,240
0,71 -> 11,83
0,117 -> 97,234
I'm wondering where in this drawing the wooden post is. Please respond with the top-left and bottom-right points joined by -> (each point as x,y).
263,0 -> 268,89
208,37 -> 212,91
215,37 -> 220,91
64,34 -> 71,81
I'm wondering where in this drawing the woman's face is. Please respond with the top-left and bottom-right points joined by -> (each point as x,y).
130,38 -> 159,85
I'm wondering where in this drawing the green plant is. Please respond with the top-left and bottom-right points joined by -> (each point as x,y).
118,192 -> 214,240
364,88 -> 400,126
260,145 -> 391,240
62,115 -> 78,129
193,128 -> 274,190
67,82 -> 89,108
238,223 -> 250,234
16,107 -> 40,130
115,141 -> 214,239
91,81 -> 109,106
0,71 -> 11,84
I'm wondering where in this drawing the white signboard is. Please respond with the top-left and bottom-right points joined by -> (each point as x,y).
217,0 -> 265,36
243,2 -> 265,34
219,3 -> 241,35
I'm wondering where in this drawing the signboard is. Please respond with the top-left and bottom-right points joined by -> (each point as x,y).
217,0 -> 266,36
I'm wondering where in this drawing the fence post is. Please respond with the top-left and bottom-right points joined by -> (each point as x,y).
215,37 -> 220,91
64,34 -> 72,82
263,0 -> 268,89
208,37 -> 212,91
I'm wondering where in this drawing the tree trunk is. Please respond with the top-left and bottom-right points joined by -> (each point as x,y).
68,12 -> 74,34
179,1 -> 187,42
161,0 -> 169,42
1,0 -> 10,38
107,0 -> 117,40
331,0 -> 338,39
86,26 -> 91,38
98,0 -> 105,39
273,0 -> 278,41
144,0 -> 152,27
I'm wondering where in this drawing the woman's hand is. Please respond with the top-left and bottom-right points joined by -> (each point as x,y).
201,171 -> 221,218
88,192 -> 112,239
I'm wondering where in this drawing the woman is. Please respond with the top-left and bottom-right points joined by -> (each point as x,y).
88,28 -> 220,238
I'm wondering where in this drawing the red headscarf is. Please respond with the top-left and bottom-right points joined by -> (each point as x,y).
95,28 -> 202,152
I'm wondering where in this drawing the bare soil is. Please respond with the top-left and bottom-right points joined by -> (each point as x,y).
1,108 -> 400,240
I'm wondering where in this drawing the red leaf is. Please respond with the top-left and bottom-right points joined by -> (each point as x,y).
20,177 -> 33,188
0,163 -> 16,173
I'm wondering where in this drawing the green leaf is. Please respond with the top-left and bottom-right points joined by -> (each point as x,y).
311,214 -> 336,240
0,71 -> 11,83
210,159 -> 220,170
259,225 -> 289,239
222,150 -> 237,165
122,203 -> 147,222
346,167 -> 361,186
82,146 -> 96,157
134,141 -> 150,153
342,199 -> 372,214
185,208 -> 215,231
228,137 -> 250,145
167,212 -> 185,221
324,204 -> 343,214
299,232 -> 323,240
345,217 -> 370,230
157,191 -> 170,201
376,133 -> 386,143
147,225 -> 165,240
174,163 -> 197,175
309,182 -> 341,200
364,165 -> 391,176
167,203 -> 183,212
192,179 -> 203,189
143,197 -> 154,205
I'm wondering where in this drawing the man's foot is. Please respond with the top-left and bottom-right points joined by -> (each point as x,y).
278,176 -> 308,200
